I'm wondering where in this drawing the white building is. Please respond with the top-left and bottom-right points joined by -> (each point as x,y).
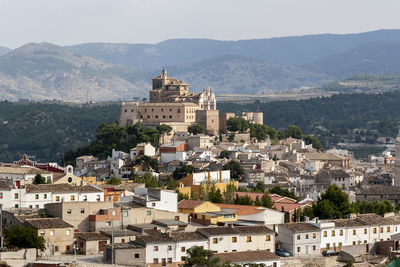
191,170 -> 231,185
0,183 -> 104,210
0,166 -> 53,187
133,188 -> 178,213
277,222 -> 321,256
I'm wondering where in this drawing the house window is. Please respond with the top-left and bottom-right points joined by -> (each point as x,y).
123,211 -> 128,217
313,245 -> 316,251
339,242 -> 342,247
353,230 -> 356,235
15,204 -> 19,208
297,247 -> 301,252
323,231 -> 327,237
50,230 -> 54,236
313,233 -> 316,238
56,196 -> 60,201
340,230 -> 343,236
0,193 -> 2,199
55,246 -> 59,252
35,194 -> 39,199
154,246 -> 158,251
83,195 -> 87,201
35,205 -> 39,209
67,209 -> 72,214
232,237 -> 237,243
364,229 -> 367,234
147,211 -> 151,216
168,258 -> 172,264
40,231 -> 45,236
352,241 -> 356,245
181,247 -> 185,252
380,227 -> 383,233
152,203 -> 156,207
331,230 -> 335,237
266,235 -> 270,241
153,259 -> 158,264
213,238 -> 218,244
70,195 -> 75,201
247,236 -> 252,242
66,230 -> 71,236
305,234 -> 309,239
326,243 -> 330,249
96,195 -> 101,201
121,239 -> 125,243
81,208 -> 85,214
29,205 -> 33,209
14,193 -> 18,199
44,194 -> 47,199
297,234 -> 300,240
135,254 -> 139,258
373,228 -> 377,234
387,226 -> 391,232
168,245 -> 172,251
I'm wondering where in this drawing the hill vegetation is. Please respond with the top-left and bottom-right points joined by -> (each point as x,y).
218,90 -> 400,151
0,101 -> 120,163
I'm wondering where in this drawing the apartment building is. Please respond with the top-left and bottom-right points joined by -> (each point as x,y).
277,222 -> 321,256
0,183 -> 104,209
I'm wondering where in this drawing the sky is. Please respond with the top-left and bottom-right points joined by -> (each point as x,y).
1,0 -> 400,48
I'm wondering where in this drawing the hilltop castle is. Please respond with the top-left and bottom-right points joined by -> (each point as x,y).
119,70 -> 219,135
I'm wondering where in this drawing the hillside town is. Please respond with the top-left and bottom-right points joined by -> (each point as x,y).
1,71 -> 400,267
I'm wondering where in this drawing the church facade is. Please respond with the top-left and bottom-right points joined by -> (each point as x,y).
119,70 -> 219,135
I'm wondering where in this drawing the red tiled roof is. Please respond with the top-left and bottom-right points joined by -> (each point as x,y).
216,204 -> 269,216
234,192 -> 296,203
273,202 -> 309,213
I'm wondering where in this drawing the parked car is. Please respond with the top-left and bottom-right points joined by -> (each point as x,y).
322,250 -> 340,257
275,248 -> 290,257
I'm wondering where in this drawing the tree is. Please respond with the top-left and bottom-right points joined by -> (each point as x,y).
172,165 -> 195,180
227,117 -> 249,132
223,161 -> 244,179
176,189 -> 189,201
223,182 -> 237,204
219,150 -> 230,159
135,155 -> 159,172
157,124 -> 173,143
188,124 -> 205,135
4,225 -> 45,250
166,176 -> 178,190
284,125 -> 302,139
260,194 -> 275,209
270,185 -> 298,201
143,172 -> 159,188
107,174 -> 121,185
182,246 -> 220,267
313,184 -> 350,219
343,260 -> 354,267
304,135 -> 322,150
234,194 -> 254,205
33,174 -> 46,184
227,133 -> 235,142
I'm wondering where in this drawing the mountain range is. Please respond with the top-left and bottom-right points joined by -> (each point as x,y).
2,29 -> 400,101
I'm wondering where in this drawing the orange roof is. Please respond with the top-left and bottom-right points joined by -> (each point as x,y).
216,203 -> 267,216
178,200 -> 205,210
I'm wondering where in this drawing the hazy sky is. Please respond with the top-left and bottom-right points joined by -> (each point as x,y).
1,0 -> 400,48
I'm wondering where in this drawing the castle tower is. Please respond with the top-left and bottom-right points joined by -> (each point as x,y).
395,125 -> 400,186
161,69 -> 167,89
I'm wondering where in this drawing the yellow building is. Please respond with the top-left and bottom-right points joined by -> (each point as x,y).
81,176 -> 97,185
177,170 -> 238,199
178,200 -> 237,225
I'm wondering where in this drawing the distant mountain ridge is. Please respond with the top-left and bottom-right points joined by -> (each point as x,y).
0,46 -> 10,57
0,42 -> 150,102
2,29 -> 400,101
307,42 -> 400,78
66,29 -> 400,69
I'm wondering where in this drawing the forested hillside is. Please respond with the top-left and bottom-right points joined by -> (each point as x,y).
0,101 -> 120,162
218,91 -> 400,149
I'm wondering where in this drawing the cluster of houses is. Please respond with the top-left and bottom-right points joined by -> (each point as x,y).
2,124 -> 400,266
